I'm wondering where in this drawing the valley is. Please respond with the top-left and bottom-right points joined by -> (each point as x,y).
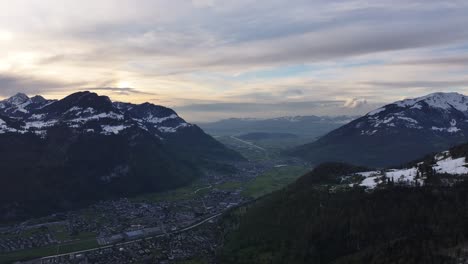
0,158 -> 308,264
4,92 -> 468,264
3,2 -> 468,263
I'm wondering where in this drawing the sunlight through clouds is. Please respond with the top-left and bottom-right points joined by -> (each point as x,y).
0,0 -> 467,121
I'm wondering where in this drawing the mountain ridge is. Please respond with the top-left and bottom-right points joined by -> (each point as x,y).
199,115 -> 358,137
0,91 -> 243,221
220,141 -> 468,264
292,92 -> 468,167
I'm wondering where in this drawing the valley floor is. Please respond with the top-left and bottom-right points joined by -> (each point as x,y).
0,158 -> 308,264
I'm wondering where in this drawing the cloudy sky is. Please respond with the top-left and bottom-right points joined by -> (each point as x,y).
1,0 -> 468,121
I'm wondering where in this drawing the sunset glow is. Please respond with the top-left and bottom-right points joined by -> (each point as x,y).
0,0 -> 467,121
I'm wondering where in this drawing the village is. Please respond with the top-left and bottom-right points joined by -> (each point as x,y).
0,158 -> 307,263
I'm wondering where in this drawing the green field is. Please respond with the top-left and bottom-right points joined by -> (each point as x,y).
0,237 -> 98,264
215,135 -> 315,161
219,166 -> 309,198
0,165 -> 308,264
0,224 -> 98,264
136,165 -> 308,203
132,179 -> 213,202
243,166 -> 309,198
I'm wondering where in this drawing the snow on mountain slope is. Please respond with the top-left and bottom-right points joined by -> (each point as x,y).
0,91 -> 193,137
4,92 -> 29,106
394,92 -> 468,111
292,92 -> 468,167
359,92 -> 468,135
0,93 -> 54,118
343,150 -> 468,189
0,118 -> 19,134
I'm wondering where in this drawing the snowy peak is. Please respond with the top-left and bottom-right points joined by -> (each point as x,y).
119,102 -> 191,134
0,91 -> 193,138
5,93 -> 30,106
0,92 -> 54,117
394,92 -> 468,112
292,92 -> 468,167
356,92 -> 468,136
368,92 -> 468,117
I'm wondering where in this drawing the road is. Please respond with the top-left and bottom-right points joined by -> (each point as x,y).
231,136 -> 267,152
230,135 -> 270,159
193,185 -> 212,194
36,213 -> 223,262
229,136 -> 267,151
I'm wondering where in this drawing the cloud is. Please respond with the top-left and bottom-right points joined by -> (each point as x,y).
5,0 -> 466,73
0,73 -> 82,97
87,87 -> 157,96
395,56 -> 468,66
192,0 -> 215,8
0,0 -> 467,120
175,100 -> 382,122
344,98 -> 368,108
222,88 -> 306,102
364,80 -> 468,89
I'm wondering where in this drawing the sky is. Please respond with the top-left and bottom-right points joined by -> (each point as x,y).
1,0 -> 468,122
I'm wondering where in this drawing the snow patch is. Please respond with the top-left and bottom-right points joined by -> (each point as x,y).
411,103 -> 423,110
367,107 -> 386,116
385,168 -> 420,184
101,125 -> 129,135
397,116 -> 418,123
158,123 -> 191,133
433,157 -> 468,175
13,101 -> 31,113
0,119 -> 19,134
431,126 -> 461,133
70,112 -> 124,123
30,114 -> 45,120
83,107 -> 96,114
360,176 -> 380,188
360,130 -> 378,135
351,153 -> 468,190
145,114 -> 178,124
24,120 -> 58,129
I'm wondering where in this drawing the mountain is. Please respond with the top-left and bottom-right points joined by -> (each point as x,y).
198,115 -> 357,137
220,145 -> 468,263
237,132 -> 298,141
292,92 -> 468,167
303,142 -> 468,188
0,91 -> 243,221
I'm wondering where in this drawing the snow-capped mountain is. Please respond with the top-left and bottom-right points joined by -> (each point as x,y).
0,91 -> 243,221
269,115 -> 355,123
199,115 -> 357,137
360,92 -> 468,136
0,91 -> 193,138
0,92 -> 54,118
293,92 -> 468,167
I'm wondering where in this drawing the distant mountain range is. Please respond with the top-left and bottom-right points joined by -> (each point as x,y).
237,132 -> 298,141
198,115 -> 357,137
0,91 -> 243,220
292,92 -> 468,167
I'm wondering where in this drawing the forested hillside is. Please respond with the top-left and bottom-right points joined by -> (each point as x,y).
219,164 -> 468,264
